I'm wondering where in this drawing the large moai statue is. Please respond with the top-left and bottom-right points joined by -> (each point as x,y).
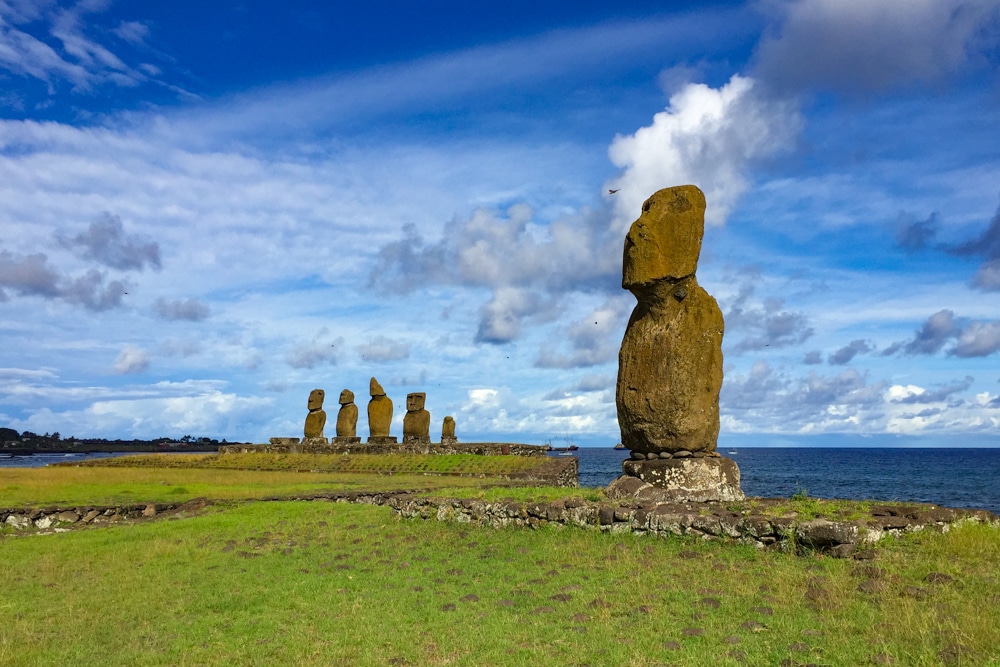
303,388 -> 328,443
335,389 -> 360,443
609,185 -> 743,502
403,392 -> 431,444
367,377 -> 397,444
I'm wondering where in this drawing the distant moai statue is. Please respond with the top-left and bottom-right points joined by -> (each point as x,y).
367,377 -> 396,443
303,388 -> 328,443
441,416 -> 457,443
335,389 -> 360,443
403,392 -> 431,443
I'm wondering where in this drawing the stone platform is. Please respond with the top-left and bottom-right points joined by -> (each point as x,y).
606,456 -> 744,503
219,441 -> 549,457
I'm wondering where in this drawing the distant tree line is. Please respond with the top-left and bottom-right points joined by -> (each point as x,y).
0,428 -> 243,453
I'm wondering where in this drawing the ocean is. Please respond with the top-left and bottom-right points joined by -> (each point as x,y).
565,447 -> 1000,514
3,448 -> 999,513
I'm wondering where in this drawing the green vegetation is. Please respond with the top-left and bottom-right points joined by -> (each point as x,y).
68,452 -> 548,475
418,485 -> 605,503
0,465 -> 499,507
2,500 -> 998,666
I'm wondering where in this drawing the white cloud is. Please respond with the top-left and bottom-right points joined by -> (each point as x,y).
606,75 -> 801,229
113,345 -> 150,374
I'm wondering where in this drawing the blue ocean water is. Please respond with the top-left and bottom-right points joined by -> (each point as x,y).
4,449 -> 999,513
562,448 -> 1000,514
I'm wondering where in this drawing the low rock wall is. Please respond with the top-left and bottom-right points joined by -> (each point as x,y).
218,442 -> 548,457
386,495 -> 998,558
6,490 -> 995,559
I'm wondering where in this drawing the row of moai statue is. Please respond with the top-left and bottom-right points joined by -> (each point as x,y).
303,377 -> 457,444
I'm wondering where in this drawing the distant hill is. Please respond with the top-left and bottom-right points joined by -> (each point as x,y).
0,428 -> 243,454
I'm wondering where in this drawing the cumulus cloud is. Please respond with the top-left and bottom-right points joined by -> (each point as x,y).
0,249 -> 127,310
606,75 -> 801,228
803,350 -> 822,365
113,345 -> 150,374
886,309 -> 1000,358
357,335 -> 411,362
724,277 -> 813,353
950,202 -> 1000,292
535,298 -> 630,369
58,213 -> 161,271
154,297 -> 209,321
286,330 -> 342,369
890,376 -> 974,404
722,361 -> 889,433
828,339 -> 873,365
753,0 -> 1000,95
374,204 -> 618,344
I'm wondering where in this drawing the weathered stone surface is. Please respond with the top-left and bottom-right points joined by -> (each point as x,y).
442,416 -> 456,441
269,437 -> 299,445
304,388 -> 327,439
336,389 -> 358,438
607,457 -> 744,503
403,392 -> 431,443
367,377 -> 393,439
616,185 -> 723,455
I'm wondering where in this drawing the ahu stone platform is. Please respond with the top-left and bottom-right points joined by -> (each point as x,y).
219,441 -> 549,457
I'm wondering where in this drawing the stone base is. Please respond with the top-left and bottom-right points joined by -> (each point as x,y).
403,435 -> 431,444
269,437 -> 300,445
333,436 -> 361,444
606,457 -> 744,503
367,436 -> 398,444
441,436 -> 458,445
301,437 -> 329,445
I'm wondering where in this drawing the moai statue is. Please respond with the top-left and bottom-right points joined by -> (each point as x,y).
367,377 -> 396,443
608,185 -> 743,503
335,389 -> 360,443
403,392 -> 431,444
441,416 -> 457,443
303,388 -> 328,443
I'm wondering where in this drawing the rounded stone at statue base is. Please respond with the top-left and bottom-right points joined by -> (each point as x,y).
367,436 -> 398,444
333,436 -> 361,444
607,456 -> 744,503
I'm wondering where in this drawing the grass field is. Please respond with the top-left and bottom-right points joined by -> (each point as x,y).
0,465 -> 500,507
2,499 -> 999,666
2,460 -> 999,665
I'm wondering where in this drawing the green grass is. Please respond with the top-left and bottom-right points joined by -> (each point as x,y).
68,452 -> 549,475
0,465 -> 502,507
1,501 -> 998,666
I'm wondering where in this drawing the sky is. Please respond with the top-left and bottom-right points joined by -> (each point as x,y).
1,0 -> 999,447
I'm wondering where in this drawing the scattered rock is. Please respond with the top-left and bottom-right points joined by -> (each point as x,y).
681,627 -> 704,637
924,572 -> 953,585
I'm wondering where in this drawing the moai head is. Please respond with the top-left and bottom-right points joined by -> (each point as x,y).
370,377 -> 386,397
622,185 -> 707,291
339,389 -> 355,405
406,392 -> 426,412
307,389 -> 325,411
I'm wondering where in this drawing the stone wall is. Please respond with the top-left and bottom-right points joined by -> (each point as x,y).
6,489 -> 994,559
218,441 -> 548,457
386,495 -> 998,558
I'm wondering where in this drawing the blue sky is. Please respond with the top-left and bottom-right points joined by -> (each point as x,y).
1,0 -> 999,446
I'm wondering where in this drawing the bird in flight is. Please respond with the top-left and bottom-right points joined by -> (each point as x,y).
608,189 -> 619,194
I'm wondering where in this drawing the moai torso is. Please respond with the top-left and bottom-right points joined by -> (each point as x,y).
304,389 -> 327,439
441,416 -> 456,440
403,392 -> 430,442
616,185 -> 724,454
367,377 -> 393,438
336,389 -> 358,437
